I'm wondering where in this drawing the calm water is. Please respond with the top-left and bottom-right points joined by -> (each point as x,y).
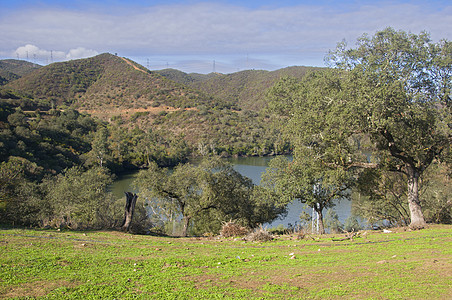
111,156 -> 352,228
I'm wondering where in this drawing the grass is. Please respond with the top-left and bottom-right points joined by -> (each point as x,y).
0,225 -> 451,299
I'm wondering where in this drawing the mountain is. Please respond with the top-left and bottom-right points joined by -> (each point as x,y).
156,66 -> 322,111
6,53 -> 217,111
3,54 -> 257,153
0,59 -> 41,85
153,68 -> 221,86
3,54 -> 316,156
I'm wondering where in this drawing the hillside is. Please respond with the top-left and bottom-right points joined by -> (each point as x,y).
6,53 -> 216,110
156,66 -> 323,111
3,54 -> 297,156
154,68 -> 221,86
0,59 -> 41,85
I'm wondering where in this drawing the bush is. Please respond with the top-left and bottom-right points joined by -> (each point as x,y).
343,215 -> 362,232
42,166 -> 116,230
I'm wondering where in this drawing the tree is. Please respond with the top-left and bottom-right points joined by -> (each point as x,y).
268,28 -> 450,229
260,155 -> 352,234
324,209 -> 342,233
88,127 -> 111,168
134,161 -> 200,236
0,157 -> 45,226
326,28 -> 451,228
419,163 -> 451,224
121,192 -> 138,232
133,157 -> 281,236
43,166 -> 115,229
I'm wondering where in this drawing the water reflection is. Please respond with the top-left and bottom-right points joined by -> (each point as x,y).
228,156 -> 351,227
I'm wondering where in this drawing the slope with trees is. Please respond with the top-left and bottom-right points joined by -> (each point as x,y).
4,54 -> 290,157
156,66 -> 322,111
0,59 -> 41,85
5,53 -> 212,109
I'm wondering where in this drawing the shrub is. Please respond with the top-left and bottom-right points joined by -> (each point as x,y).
343,215 -> 362,232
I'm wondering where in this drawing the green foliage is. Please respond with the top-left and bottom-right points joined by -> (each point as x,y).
42,166 -> 117,229
343,215 -> 362,232
267,28 -> 451,228
3,54 -> 297,161
159,66 -> 323,112
0,96 -> 99,174
134,157 -> 282,236
6,54 -> 214,110
0,59 -> 40,86
327,28 -> 451,228
0,157 -> 45,226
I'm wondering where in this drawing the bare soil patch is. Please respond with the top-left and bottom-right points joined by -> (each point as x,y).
1,280 -> 79,299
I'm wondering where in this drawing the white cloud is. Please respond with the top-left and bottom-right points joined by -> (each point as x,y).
12,44 -> 98,64
66,47 -> 99,60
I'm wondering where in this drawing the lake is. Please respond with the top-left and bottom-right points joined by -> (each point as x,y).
111,156 -> 352,230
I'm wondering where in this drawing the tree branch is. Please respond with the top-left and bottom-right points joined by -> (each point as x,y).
323,161 -> 378,170
379,129 -> 416,167
194,204 -> 218,215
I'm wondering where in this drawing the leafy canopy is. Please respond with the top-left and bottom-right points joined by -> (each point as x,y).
267,28 -> 451,229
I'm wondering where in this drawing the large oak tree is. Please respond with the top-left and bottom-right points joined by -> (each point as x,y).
268,28 -> 450,229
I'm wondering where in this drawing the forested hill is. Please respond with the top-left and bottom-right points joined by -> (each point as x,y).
1,53 -> 318,157
153,68 -> 221,86
156,66 -> 323,111
5,53 -> 218,112
0,59 -> 41,85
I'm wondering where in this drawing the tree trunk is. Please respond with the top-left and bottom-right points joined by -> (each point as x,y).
407,167 -> 426,229
121,192 -> 138,232
181,216 -> 190,237
314,204 -> 325,234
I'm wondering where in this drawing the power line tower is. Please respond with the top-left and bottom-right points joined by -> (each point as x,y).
213,60 -> 216,73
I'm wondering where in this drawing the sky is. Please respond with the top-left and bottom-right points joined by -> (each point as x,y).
1,0 -> 451,74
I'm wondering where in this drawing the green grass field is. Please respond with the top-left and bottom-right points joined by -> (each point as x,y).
1,225 -> 451,299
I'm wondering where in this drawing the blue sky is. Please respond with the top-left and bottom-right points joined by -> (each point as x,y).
1,0 -> 451,73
